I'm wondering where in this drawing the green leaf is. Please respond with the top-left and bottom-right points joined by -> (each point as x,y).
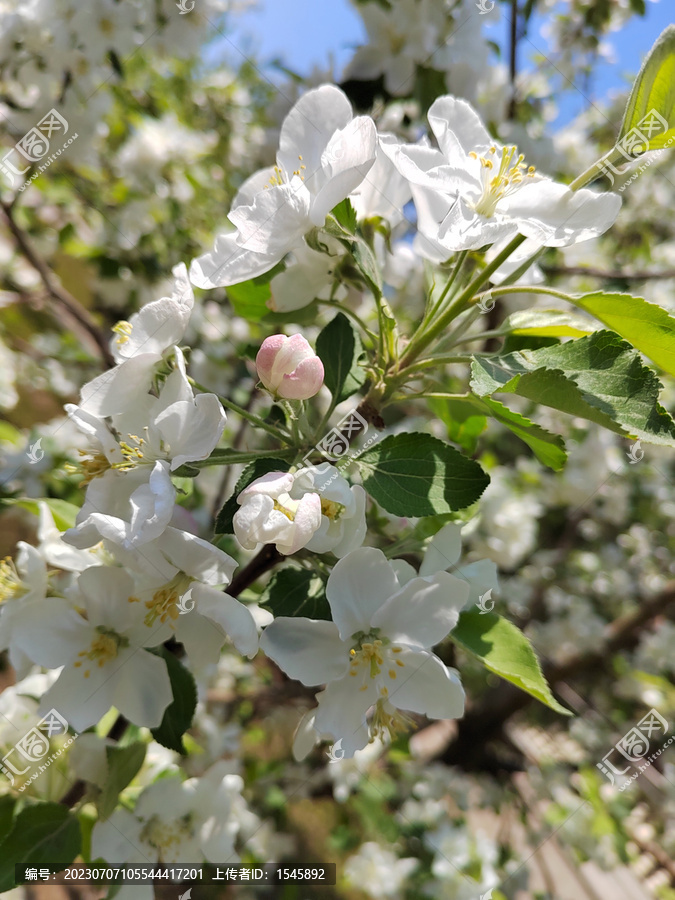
569,291 -> 675,377
428,396 -> 487,456
450,609 -> 572,716
316,313 -> 366,403
259,568 -> 330,620
149,649 -> 197,755
0,803 -> 81,891
500,309 -> 596,339
215,458 -> 291,534
8,498 -> 79,531
619,24 -> 675,151
331,198 -> 357,234
475,396 -> 567,471
470,331 -> 675,445
97,741 -> 146,820
226,278 -> 271,322
0,796 -> 16,845
356,432 -> 490,517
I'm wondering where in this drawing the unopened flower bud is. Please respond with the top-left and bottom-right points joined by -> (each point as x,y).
255,334 -> 324,400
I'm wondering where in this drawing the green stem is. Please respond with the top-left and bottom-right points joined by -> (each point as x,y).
568,145 -> 625,191
191,380 -> 290,443
473,285 -> 576,303
317,300 -> 377,347
400,234 -> 526,369
183,448 -> 295,471
423,250 -> 469,327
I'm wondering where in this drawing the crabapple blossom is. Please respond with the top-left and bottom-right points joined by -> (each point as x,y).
189,85 -> 377,288
260,547 -> 469,756
10,567 -> 173,731
256,333 -> 324,400
385,95 -> 621,255
233,466 -> 366,558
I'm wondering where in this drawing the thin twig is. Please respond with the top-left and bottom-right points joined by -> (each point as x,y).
1,200 -> 115,367
543,263 -> 675,281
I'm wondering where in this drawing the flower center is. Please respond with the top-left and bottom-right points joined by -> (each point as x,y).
320,498 -> 345,520
74,625 -> 129,678
139,812 -> 194,861
144,573 -> 193,626
370,696 -> 416,744
273,492 -> 303,521
348,629 -> 405,688
112,320 -> 133,347
265,155 -> 307,189
0,557 -> 26,603
65,449 -> 112,485
469,144 -> 536,218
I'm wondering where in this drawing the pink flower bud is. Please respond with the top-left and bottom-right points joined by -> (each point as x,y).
255,334 -> 324,400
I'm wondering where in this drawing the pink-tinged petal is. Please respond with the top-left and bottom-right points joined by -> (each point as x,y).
270,333 -> 314,381
112,648 -> 173,728
326,547 -> 400,640
386,647 -> 465,720
189,231 -> 281,289
238,471 -> 295,499
281,492 -> 322,554
260,617 -> 347,685
280,357 -> 324,400
313,676 -> 375,757
501,181 -> 622,247
191,585 -> 260,658
256,334 -> 288,388
371,571 -> 469,649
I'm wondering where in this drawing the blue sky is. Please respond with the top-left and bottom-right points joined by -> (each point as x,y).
222,0 -> 672,129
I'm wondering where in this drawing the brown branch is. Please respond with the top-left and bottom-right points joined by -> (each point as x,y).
542,263 -> 675,282
1,200 -> 115,368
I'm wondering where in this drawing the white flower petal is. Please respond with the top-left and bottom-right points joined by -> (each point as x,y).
326,547 -> 400,640
192,585 -> 260,658
372,571 -> 469,649
113,648 -> 173,728
313,676 -> 374,757
419,523 -> 462,576
260,617 -> 346,685
387,648 -> 465,720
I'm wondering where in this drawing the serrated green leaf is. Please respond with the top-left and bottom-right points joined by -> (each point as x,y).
450,609 -> 572,716
215,458 -> 291,534
356,432 -> 490,517
428,397 -> 487,455
569,291 -> 675,377
331,198 -> 357,234
476,396 -> 567,470
619,24 -> 675,151
470,330 -> 675,445
226,278 -> 271,322
0,803 -> 81,891
316,313 -> 366,403
97,742 -> 146,820
149,649 -> 197,755
260,568 -> 330,620
501,309 -> 596,338
9,498 -> 79,531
